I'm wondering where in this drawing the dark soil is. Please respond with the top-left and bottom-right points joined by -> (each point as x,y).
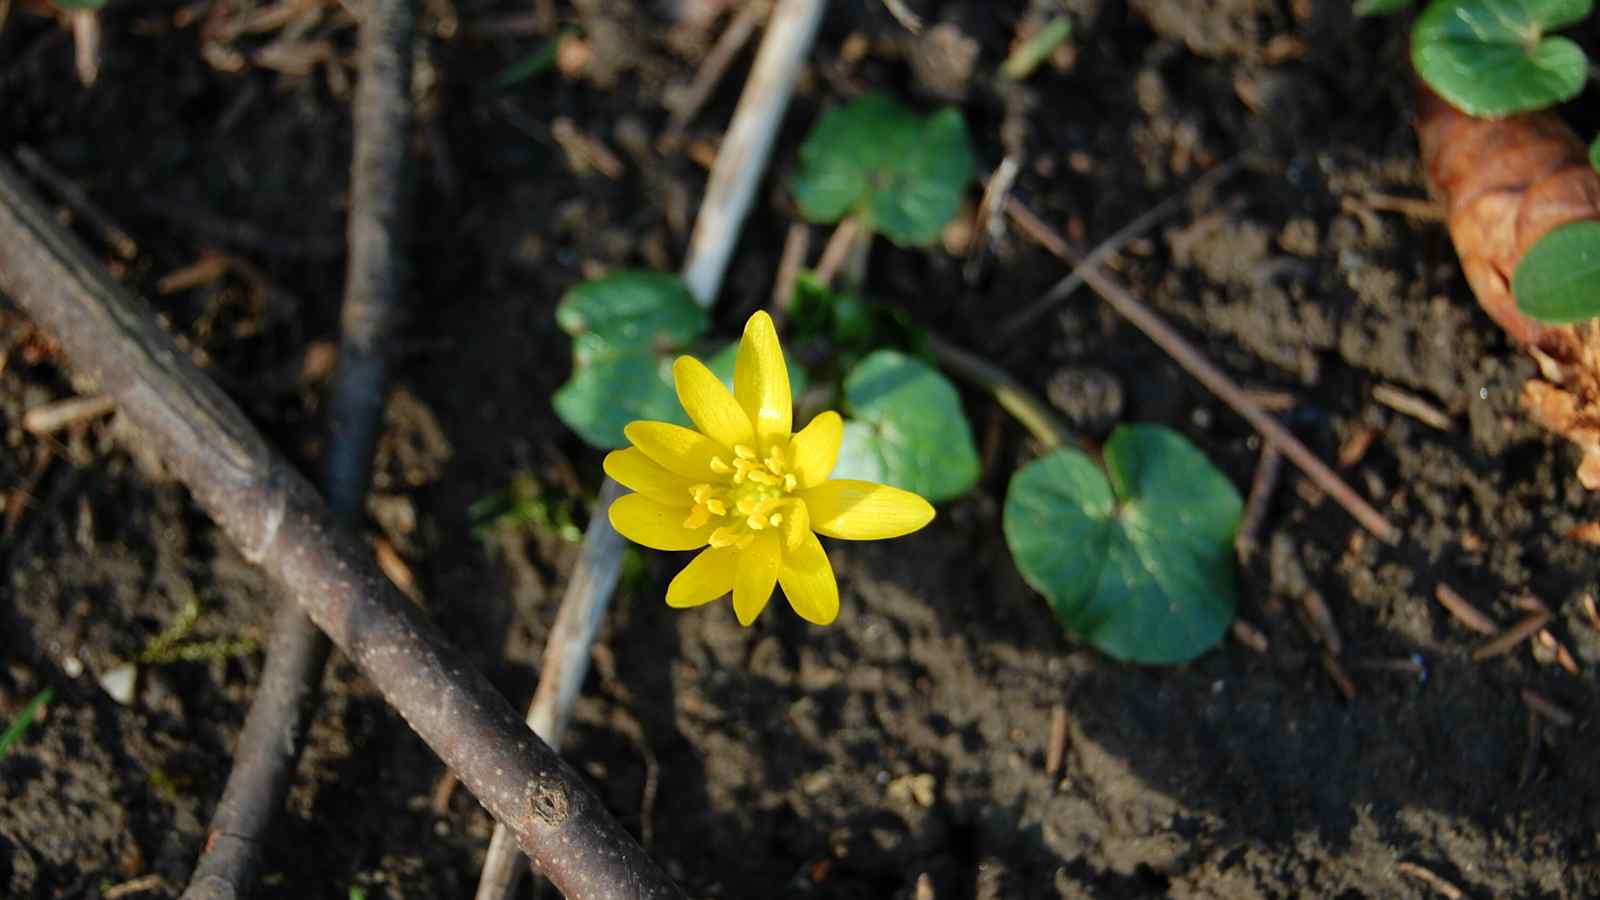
4,1 -> 1599,898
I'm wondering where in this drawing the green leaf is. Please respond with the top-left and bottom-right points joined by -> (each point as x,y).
1003,425 -> 1241,665
1354,0 -> 1414,14
553,272 -> 709,448
833,349 -> 978,502
1589,131 -> 1600,171
1412,0 -> 1591,118
790,94 -> 973,246
1512,220 -> 1600,323
50,0 -> 108,10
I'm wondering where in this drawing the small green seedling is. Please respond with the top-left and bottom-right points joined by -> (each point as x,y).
1411,0 -> 1592,118
1003,425 -> 1241,665
788,273 -> 928,375
789,93 -> 974,247
0,688 -> 53,759
469,472 -> 584,543
1000,16 -> 1073,81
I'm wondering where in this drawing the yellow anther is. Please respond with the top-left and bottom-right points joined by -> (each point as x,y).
768,513 -> 783,527
746,514 -> 767,530
709,457 -> 733,474
684,505 -> 711,529
706,499 -> 726,516
746,470 -> 780,487
733,444 -> 757,460
783,473 -> 798,491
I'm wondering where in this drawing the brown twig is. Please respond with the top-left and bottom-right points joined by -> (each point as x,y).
14,146 -> 137,260
1432,583 -> 1499,635
1044,703 -> 1068,779
1521,689 -> 1575,728
21,392 -> 116,435
769,222 -> 810,317
181,2 -> 416,897
1005,194 -> 1403,546
1472,610 -> 1552,662
658,0 -> 771,154
0,156 -> 684,899
1235,443 -> 1282,564
992,158 -> 1243,343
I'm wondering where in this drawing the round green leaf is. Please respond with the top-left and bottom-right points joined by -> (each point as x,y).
1355,0 -> 1415,15
832,349 -> 978,502
789,94 -> 973,246
553,351 -> 682,449
1003,425 -> 1241,665
1588,131 -> 1600,172
553,271 -> 709,448
1512,220 -> 1600,323
556,271 -> 707,364
1412,0 -> 1591,118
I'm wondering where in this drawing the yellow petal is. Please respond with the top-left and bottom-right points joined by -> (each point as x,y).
666,546 -> 739,608
779,529 -> 839,625
604,448 -> 695,507
801,480 -> 936,540
787,411 -> 842,489
609,493 -> 712,551
673,355 -> 756,450
624,421 -> 727,481
734,311 -> 792,448
732,529 -> 781,626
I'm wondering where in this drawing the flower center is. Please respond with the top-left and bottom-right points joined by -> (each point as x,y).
684,442 -> 803,549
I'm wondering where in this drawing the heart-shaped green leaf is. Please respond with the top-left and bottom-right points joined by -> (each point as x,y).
1003,425 -> 1241,665
553,272 -> 708,448
790,94 -> 974,246
1412,0 -> 1591,118
831,349 -> 978,502
1513,220 -> 1600,323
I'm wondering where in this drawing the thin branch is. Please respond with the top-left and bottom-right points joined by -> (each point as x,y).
657,0 -> 771,154
0,157 -> 684,900
473,2 -> 827,898
181,2 -> 414,897
1004,194 -> 1402,546
992,157 -> 1243,342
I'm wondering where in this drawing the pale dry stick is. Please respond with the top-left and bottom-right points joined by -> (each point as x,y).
474,3 -> 827,898
1044,704 -> 1068,779
1396,861 -> 1467,900
1005,195 -> 1403,546
1432,583 -> 1499,635
1471,610 -> 1552,662
1234,443 -> 1283,564
1360,191 -> 1446,222
964,154 -> 1019,283
1230,619 -> 1270,653
1372,383 -> 1453,431
658,0 -> 771,153
14,146 -> 137,260
21,392 -> 116,435
992,158 -> 1244,343
0,159 -> 685,899
1521,688 -> 1575,728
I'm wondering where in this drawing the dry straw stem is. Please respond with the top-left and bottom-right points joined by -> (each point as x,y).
1003,193 -> 1402,546
182,1 -> 415,896
0,159 -> 684,899
475,2 -> 826,898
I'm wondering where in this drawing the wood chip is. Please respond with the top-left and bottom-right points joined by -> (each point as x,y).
103,875 -> 167,900
1521,689 -> 1575,728
1336,424 -> 1377,468
1231,619 -> 1269,654
1372,384 -> 1453,430
1433,583 -> 1499,635
22,393 -> 117,435
1396,861 -> 1465,900
158,253 -> 231,294
1537,630 -> 1580,675
1235,445 -> 1282,565
1320,650 -> 1356,701
1044,703 -> 1068,779
1298,590 -> 1342,653
1472,611 -> 1552,662
1566,521 -> 1600,546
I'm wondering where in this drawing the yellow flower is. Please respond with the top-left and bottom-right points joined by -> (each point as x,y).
604,311 -> 935,626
